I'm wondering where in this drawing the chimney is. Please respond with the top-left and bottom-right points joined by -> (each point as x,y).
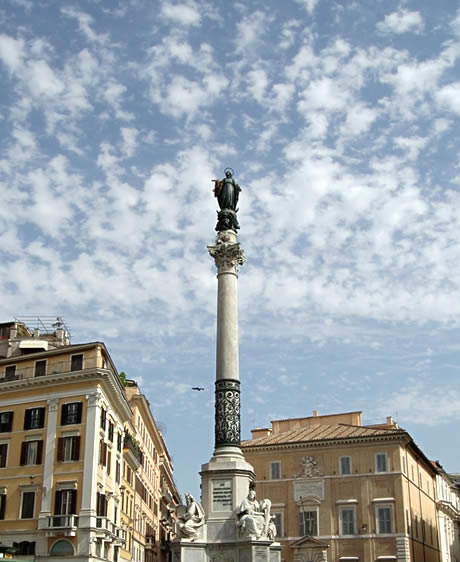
386,416 -> 393,426
313,410 -> 319,417
251,428 -> 271,440
33,329 -> 40,338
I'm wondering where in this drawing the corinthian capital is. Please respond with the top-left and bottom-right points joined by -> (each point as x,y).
208,241 -> 247,274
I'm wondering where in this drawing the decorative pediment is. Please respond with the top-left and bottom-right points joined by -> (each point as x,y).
290,536 -> 329,548
291,535 -> 329,562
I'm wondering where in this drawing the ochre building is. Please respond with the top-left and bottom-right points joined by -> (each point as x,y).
242,410 -> 449,562
0,319 -> 180,562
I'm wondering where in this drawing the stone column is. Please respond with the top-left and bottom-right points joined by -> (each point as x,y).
208,229 -> 247,457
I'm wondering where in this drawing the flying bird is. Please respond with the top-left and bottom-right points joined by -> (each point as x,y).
192,387 -> 205,391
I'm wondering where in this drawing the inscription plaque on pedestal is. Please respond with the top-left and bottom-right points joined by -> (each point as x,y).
212,479 -> 232,511
293,479 -> 324,501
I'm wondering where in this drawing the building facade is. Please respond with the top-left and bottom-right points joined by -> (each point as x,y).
242,411 -> 443,562
0,319 -> 180,562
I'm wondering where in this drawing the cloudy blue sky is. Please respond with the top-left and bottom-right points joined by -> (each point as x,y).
2,0 -> 460,497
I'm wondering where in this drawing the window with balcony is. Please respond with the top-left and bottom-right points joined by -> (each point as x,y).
376,453 -> 388,473
20,440 -> 43,465
55,489 -> 77,516
96,492 -> 108,517
299,510 -> 318,536
24,407 -> 45,430
61,402 -> 82,425
34,360 -> 47,377
0,444 -> 8,468
339,507 -> 356,535
0,412 -> 13,433
340,456 -> 352,475
376,505 -> 393,534
57,436 -> 80,462
20,491 -> 35,519
70,354 -> 83,371
270,461 -> 281,480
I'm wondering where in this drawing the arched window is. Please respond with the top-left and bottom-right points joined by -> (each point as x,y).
50,540 -> 74,556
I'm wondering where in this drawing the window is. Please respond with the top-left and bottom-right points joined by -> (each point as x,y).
100,408 -> 107,430
115,462 -> 120,484
13,542 -> 35,555
20,440 -> 43,465
34,360 -> 47,377
0,494 -> 6,519
340,456 -> 352,475
376,505 -> 392,534
50,540 -> 74,556
24,407 -> 45,430
273,512 -> 283,537
107,450 -> 112,475
108,421 -> 114,442
99,440 -> 107,466
0,412 -> 13,433
0,444 -> 8,468
96,492 -> 108,516
299,510 -> 318,536
4,365 -> 16,380
402,455 -> 406,474
57,436 -> 80,462
270,461 -> 281,480
70,354 -> 83,371
376,453 -> 388,473
21,491 -> 35,519
55,489 -> 77,516
414,513 -> 418,537
117,432 -> 122,452
339,507 -> 356,535
61,403 -> 82,425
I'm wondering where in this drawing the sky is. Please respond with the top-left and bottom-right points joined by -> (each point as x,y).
1,0 -> 460,499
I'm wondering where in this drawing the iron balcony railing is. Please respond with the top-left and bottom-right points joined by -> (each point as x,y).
0,355 -> 102,382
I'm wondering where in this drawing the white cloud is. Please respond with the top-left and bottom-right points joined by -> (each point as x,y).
0,34 -> 25,72
436,81 -> 460,115
160,1 -> 201,27
295,0 -> 319,15
377,10 -> 424,35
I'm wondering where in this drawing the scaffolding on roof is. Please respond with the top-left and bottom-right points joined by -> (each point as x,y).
14,316 -> 71,340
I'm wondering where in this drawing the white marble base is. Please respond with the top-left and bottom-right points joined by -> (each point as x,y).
171,539 -> 281,562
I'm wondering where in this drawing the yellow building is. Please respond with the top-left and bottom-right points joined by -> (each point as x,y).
0,318 -> 179,562
242,410 -> 441,562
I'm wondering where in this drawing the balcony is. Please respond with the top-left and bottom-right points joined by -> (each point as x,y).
145,535 -> 156,550
95,517 -> 125,545
0,354 -> 126,393
123,433 -> 142,470
45,515 -> 79,537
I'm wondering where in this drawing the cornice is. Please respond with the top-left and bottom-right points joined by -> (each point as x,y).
242,432 -> 408,452
0,368 -> 132,421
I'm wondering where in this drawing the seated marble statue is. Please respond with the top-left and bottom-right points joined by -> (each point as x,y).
237,490 -> 273,540
175,493 -> 205,541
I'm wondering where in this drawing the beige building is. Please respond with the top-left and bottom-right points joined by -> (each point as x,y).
0,318 -> 180,562
242,410 -> 442,562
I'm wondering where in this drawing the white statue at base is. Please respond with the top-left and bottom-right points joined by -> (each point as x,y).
237,490 -> 275,540
175,493 -> 205,541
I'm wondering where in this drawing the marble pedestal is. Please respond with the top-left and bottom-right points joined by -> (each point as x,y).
171,538 -> 281,562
